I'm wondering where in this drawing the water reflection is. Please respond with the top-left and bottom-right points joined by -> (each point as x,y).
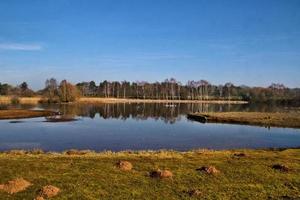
43,103 -> 248,124
0,102 -> 300,151
2,102 -> 299,124
40,102 -> 299,124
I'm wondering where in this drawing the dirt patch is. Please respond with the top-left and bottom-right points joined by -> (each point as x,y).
37,185 -> 60,198
150,169 -> 173,178
0,178 -> 32,194
117,161 -> 133,171
272,164 -> 289,172
197,166 -> 220,175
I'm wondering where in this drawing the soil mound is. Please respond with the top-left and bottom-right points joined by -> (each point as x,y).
34,196 -> 45,200
117,161 -> 133,171
197,166 -> 220,175
0,178 -> 31,194
233,153 -> 247,157
38,185 -> 60,198
272,164 -> 289,172
150,169 -> 173,178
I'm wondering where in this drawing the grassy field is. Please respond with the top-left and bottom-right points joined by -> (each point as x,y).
0,109 -> 57,120
188,112 -> 300,128
0,149 -> 299,199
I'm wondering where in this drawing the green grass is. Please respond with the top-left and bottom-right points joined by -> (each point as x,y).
0,149 -> 299,199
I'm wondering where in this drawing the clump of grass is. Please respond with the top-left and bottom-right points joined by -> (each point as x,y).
63,149 -> 94,155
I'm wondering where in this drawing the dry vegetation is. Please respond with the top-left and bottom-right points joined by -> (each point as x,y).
0,96 -> 42,104
0,149 -> 299,199
188,112 -> 300,128
0,96 -> 247,105
0,109 -> 57,120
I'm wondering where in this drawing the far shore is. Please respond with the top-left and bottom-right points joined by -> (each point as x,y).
0,96 -> 248,105
188,112 -> 300,128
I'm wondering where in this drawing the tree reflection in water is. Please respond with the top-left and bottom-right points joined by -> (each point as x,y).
49,103 -> 249,124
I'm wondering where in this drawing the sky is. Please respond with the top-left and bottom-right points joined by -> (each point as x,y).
0,0 -> 300,90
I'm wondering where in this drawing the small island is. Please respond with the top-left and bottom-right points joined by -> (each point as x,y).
187,112 -> 300,128
0,109 -> 58,120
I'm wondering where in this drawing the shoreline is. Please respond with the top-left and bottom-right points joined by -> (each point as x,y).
187,112 -> 300,128
0,96 -> 248,105
2,147 -> 299,155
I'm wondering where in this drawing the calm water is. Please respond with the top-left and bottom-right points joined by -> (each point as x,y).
0,103 -> 300,151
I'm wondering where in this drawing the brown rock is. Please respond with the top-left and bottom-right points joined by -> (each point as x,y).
0,178 -> 31,194
39,185 -> 60,198
117,161 -> 133,171
197,166 -> 220,175
150,169 -> 173,178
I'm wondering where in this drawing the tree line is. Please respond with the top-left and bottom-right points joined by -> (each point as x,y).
1,78 -> 299,103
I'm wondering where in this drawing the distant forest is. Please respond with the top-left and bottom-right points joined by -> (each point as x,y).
0,78 -> 299,103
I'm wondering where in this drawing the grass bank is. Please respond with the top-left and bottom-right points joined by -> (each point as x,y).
0,96 -> 248,105
0,109 -> 57,120
0,149 -> 299,199
188,112 -> 300,128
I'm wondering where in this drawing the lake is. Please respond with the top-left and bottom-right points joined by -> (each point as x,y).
0,103 -> 300,151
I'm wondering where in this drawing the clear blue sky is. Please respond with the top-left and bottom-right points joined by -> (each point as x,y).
0,0 -> 300,90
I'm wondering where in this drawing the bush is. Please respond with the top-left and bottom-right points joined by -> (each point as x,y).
59,80 -> 80,103
11,96 -> 20,105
